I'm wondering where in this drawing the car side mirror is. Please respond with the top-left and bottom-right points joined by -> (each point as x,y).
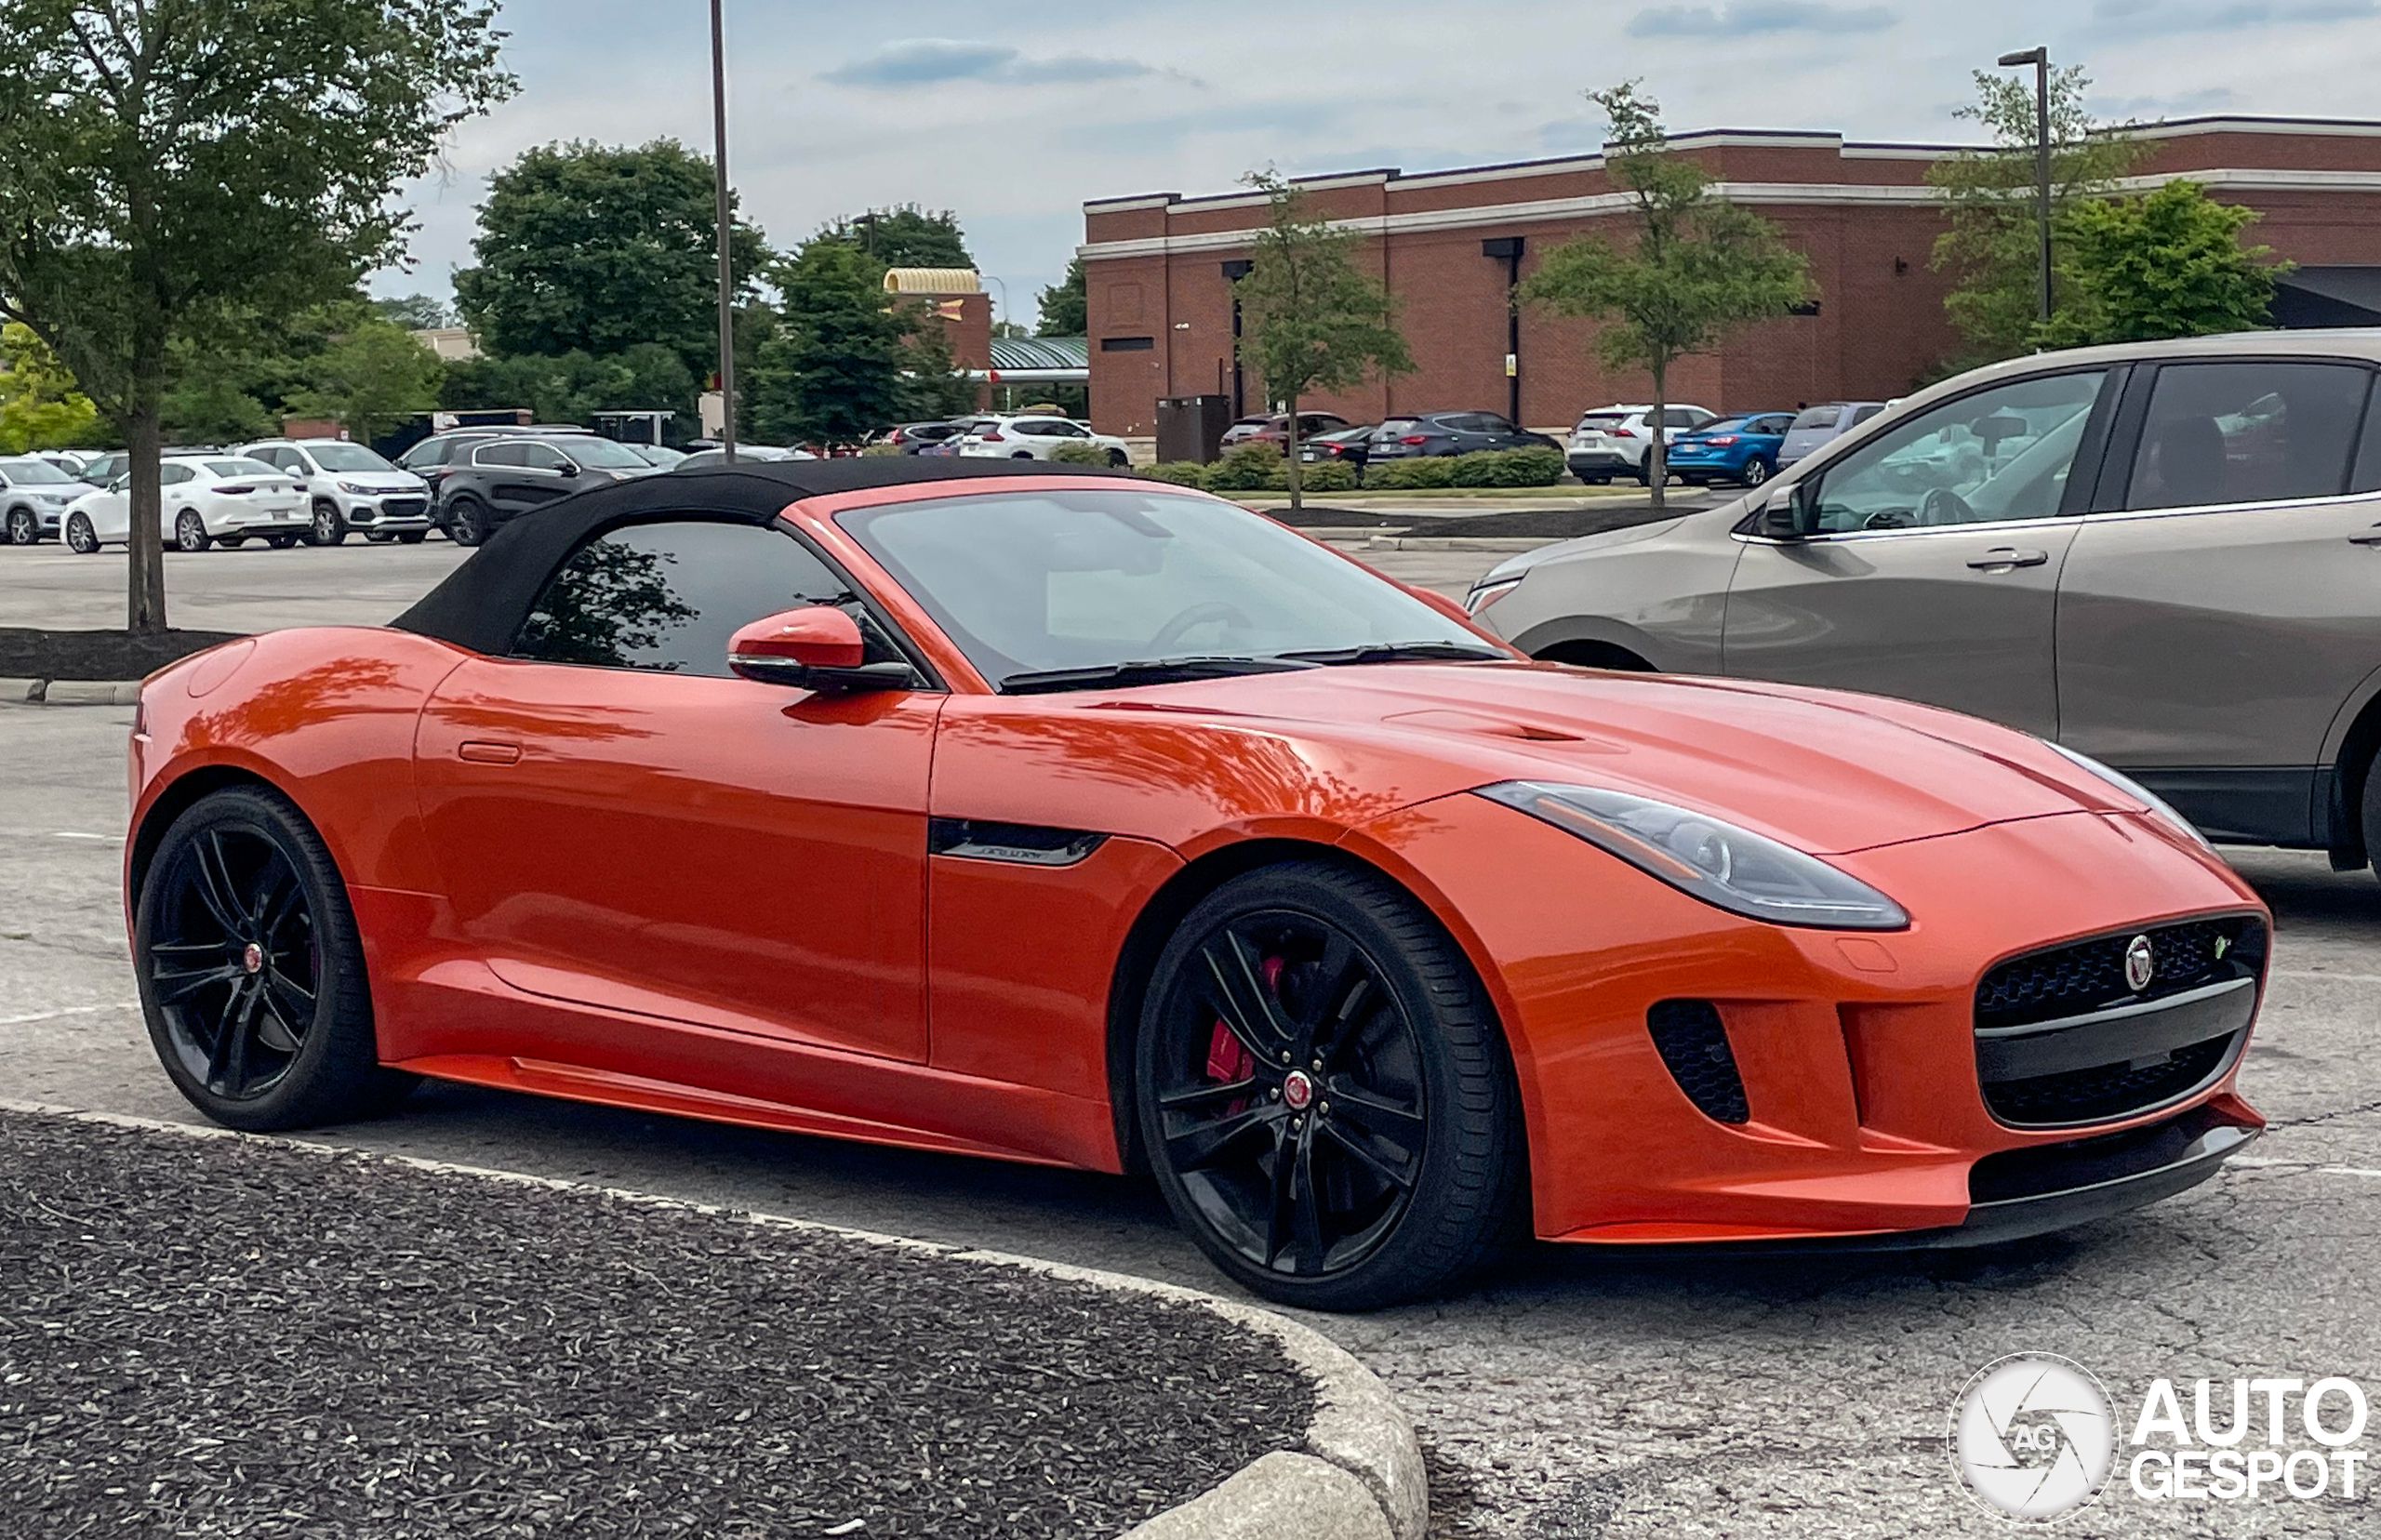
1761,480 -> 1818,540
553,461 -> 579,477
727,606 -> 914,692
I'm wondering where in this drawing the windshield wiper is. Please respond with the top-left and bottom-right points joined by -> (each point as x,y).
999,656 -> 1317,695
1273,641 -> 1508,666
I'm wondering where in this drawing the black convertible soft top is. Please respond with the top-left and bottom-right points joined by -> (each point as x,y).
390,458 -> 1133,657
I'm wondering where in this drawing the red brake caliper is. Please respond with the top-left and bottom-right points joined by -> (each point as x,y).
1204,954 -> 1283,1091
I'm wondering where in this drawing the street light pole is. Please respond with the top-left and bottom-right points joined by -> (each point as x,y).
708,0 -> 738,462
1998,46 -> 2054,326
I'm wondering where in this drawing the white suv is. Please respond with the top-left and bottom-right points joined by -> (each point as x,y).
1565,404 -> 1718,485
955,415 -> 1131,465
236,438 -> 433,546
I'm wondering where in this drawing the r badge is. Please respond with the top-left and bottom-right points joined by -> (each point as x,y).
2123,935 -> 2156,993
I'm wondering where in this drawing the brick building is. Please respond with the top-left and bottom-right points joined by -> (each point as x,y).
1078,116 -> 2381,440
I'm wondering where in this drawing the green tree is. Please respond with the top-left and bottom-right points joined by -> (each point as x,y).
829,206 -> 972,270
745,240 -> 910,447
1928,67 -> 2149,365
0,322 -> 102,451
895,311 -> 981,421
375,293 -> 452,330
453,139 -> 768,378
285,317 -> 445,441
1037,257 -> 1087,336
1232,171 -> 1413,512
439,344 -> 696,428
0,0 -> 512,631
2044,179 -> 2285,346
1519,83 -> 1810,511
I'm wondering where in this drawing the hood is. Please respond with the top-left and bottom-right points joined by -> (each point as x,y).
1096,662 -> 2134,856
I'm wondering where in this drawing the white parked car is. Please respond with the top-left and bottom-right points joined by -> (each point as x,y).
1564,403 -> 1718,485
0,456 -> 89,545
955,415 -> 1131,465
235,437 -> 433,546
61,455 -> 308,554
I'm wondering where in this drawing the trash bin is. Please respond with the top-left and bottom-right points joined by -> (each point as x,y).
1156,395 -> 1234,465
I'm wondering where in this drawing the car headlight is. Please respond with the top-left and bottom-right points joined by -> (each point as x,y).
1475,780 -> 1909,930
1465,576 -> 1523,615
2041,740 -> 2211,850
338,480 -> 378,495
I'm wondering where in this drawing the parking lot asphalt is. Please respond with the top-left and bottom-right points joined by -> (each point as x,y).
7,543 -> 2381,1536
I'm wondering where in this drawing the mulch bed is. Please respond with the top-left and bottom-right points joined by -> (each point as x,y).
0,628 -> 242,683
0,1109 -> 1310,1538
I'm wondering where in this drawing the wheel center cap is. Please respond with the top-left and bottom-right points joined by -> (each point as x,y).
240,942 -> 264,975
1282,1069 -> 1315,1110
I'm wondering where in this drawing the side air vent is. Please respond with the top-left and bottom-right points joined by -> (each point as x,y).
1646,1000 -> 1749,1125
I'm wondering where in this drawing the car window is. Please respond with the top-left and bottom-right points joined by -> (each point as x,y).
515,521 -> 856,677
473,442 -> 525,468
1696,418 -> 1749,436
400,440 -> 453,469
206,458 -> 281,479
161,464 -> 194,485
1476,415 -> 1518,434
1789,406 -> 1842,431
1753,415 -> 1795,434
305,442 -> 396,472
2124,361 -> 2370,511
1575,413 -> 1629,431
517,442 -> 572,471
1016,419 -> 1073,437
1806,371 -> 2107,534
1377,418 -> 1424,437
0,458 -> 74,485
1661,408 -> 1701,429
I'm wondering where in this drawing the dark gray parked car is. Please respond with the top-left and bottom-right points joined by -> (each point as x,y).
1467,331 -> 2381,867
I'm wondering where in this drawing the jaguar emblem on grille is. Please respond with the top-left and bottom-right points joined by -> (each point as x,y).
2123,935 -> 2156,993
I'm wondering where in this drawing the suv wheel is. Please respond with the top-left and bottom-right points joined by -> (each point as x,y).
446,497 -> 487,547
4,507 -> 34,545
310,501 -> 348,546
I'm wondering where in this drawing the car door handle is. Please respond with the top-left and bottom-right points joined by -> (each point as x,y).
457,740 -> 522,764
1967,547 -> 2049,569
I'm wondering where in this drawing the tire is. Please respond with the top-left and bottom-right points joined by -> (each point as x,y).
1107,449 -> 1130,468
65,512 -> 99,554
366,531 -> 393,543
265,533 -> 299,550
4,506 -> 34,545
395,531 -> 426,544
1678,475 -> 1708,487
1739,458 -> 1772,488
446,497 -> 487,547
1576,474 -> 1609,485
1135,860 -> 1522,1310
1011,450 -> 1034,460
133,785 -> 417,1131
174,510 -> 210,552
310,501 -> 348,547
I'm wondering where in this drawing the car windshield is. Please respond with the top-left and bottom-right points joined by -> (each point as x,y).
561,437 -> 652,469
836,488 -> 1496,691
1575,413 -> 1629,430
206,458 -> 282,479
0,458 -> 75,485
1694,418 -> 1750,435
303,443 -> 397,472
1789,406 -> 1843,431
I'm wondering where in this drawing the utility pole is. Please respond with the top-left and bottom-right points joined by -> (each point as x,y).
1998,46 -> 2054,325
709,0 -> 738,461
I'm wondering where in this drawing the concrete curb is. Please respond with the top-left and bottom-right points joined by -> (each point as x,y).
1,1098 -> 1427,1540
0,677 -> 140,705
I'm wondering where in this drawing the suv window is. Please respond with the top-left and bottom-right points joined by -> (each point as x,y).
1662,408 -> 1703,429
473,442 -> 526,468
1790,406 -> 1843,431
515,522 -> 852,676
519,442 -> 573,472
1806,371 -> 2106,534
2124,361 -> 2371,511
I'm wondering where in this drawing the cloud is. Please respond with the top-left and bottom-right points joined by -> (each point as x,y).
821,38 -> 1157,88
1628,1 -> 1893,35
2090,0 -> 2376,31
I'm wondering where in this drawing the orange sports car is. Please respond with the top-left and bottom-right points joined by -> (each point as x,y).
126,460 -> 2268,1308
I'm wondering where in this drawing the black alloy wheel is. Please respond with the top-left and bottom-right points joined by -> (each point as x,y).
174,510 -> 210,552
5,507 -> 34,545
311,502 -> 348,546
65,512 -> 99,554
446,496 -> 486,547
136,786 -> 414,1130
1137,862 -> 1520,1310
1106,448 -> 1130,468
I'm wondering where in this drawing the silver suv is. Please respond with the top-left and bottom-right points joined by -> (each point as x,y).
237,438 -> 432,546
1469,331 -> 2381,868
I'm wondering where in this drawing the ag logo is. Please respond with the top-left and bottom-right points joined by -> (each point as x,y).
1950,1355 -> 2116,1522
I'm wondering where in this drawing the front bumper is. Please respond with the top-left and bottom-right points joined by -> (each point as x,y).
343,496 -> 432,529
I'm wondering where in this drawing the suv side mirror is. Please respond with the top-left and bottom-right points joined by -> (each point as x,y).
552,460 -> 579,477
728,606 -> 915,693
1761,480 -> 1818,540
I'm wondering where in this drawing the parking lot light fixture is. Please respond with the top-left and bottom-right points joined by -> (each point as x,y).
1996,46 -> 2054,326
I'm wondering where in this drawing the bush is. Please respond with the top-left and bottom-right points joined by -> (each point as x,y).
1445,445 -> 1565,487
1139,460 -> 1209,487
1050,442 -> 1109,466
857,442 -> 901,458
1201,442 -> 1284,492
1364,455 -> 1455,490
1284,458 -> 1358,493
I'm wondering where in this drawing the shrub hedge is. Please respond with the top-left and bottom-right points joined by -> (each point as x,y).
1049,442 -> 1110,466
1140,461 -> 1209,486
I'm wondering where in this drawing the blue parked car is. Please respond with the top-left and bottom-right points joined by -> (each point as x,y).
1661,411 -> 1795,488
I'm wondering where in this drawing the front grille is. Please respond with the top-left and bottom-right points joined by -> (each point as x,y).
1646,1000 -> 1749,1124
1976,917 -> 2264,1032
1974,914 -> 2263,1128
382,497 -> 428,518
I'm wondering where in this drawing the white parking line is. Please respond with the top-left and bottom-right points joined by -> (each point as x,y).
51,830 -> 117,842
2271,969 -> 2381,984
0,1001 -> 139,1027
2232,1157 -> 2381,1179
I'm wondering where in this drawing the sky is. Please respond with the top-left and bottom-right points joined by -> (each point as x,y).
373,0 -> 2381,330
